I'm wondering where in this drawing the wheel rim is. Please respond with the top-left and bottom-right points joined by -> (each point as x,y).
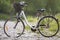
4,18 -> 24,38
38,16 -> 59,37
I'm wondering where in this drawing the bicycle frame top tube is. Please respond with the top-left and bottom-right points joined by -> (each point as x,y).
19,10 -> 37,29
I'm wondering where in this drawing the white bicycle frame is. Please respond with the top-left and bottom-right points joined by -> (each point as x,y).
19,10 -> 38,29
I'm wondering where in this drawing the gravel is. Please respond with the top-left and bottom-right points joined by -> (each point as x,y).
0,21 -> 60,40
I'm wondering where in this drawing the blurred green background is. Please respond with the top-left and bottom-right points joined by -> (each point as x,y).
0,0 -> 60,21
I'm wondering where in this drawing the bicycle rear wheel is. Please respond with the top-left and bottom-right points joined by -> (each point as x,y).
4,17 -> 25,38
37,16 -> 59,37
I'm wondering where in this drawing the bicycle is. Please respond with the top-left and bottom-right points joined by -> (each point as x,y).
4,1 -> 59,38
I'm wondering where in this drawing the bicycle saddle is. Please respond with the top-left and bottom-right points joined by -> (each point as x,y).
37,9 -> 46,12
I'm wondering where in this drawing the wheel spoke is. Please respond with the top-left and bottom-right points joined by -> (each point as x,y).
38,16 -> 59,37
4,17 -> 25,38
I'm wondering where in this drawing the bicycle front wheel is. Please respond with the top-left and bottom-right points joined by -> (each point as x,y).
38,16 -> 59,37
4,17 -> 25,38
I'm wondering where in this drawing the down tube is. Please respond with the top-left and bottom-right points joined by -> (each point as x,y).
21,10 -> 33,28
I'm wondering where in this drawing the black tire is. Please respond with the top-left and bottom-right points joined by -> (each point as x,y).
4,17 -> 25,38
37,16 -> 59,37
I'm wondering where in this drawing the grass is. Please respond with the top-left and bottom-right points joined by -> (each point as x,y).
27,16 -> 37,22
55,13 -> 60,24
0,13 -> 60,32
0,14 -> 10,20
25,25 -> 31,31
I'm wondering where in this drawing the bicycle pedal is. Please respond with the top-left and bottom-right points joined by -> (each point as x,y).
31,28 -> 36,32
